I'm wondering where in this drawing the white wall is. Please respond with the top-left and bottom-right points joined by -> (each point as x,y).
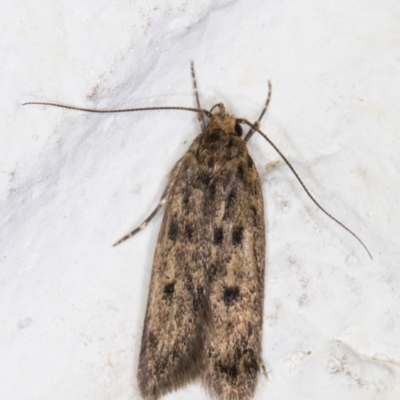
1,1 -> 399,399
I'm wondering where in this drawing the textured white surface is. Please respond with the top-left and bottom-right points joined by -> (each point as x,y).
1,0 -> 399,399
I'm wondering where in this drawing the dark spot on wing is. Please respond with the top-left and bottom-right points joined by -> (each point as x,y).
216,361 -> 238,381
168,220 -> 179,241
182,188 -> 190,212
237,164 -> 245,180
163,282 -> 175,300
214,227 -> 223,245
223,286 -> 240,306
232,226 -> 244,245
148,331 -> 158,349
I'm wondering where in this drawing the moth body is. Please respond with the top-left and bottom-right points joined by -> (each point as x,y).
138,104 -> 266,400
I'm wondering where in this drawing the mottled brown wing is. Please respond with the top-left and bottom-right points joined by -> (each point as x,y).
202,146 -> 266,400
137,152 -> 213,400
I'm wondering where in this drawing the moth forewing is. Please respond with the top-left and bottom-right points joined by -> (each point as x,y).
137,108 -> 266,400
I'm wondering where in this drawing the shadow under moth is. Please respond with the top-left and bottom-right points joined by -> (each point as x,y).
24,61 -> 371,400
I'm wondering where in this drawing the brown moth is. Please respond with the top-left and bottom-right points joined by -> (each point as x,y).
24,61 -> 371,400
134,96 -> 267,400
117,62 -> 271,400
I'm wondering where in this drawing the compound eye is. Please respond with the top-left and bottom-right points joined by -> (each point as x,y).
234,122 -> 242,137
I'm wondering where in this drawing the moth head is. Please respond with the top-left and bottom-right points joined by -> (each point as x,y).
208,103 -> 243,138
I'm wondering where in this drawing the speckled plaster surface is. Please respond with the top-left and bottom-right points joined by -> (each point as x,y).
1,1 -> 399,399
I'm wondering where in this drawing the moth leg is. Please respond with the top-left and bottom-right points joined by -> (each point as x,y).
112,187 -> 168,247
190,60 -> 206,131
244,80 -> 272,142
260,359 -> 269,380
113,158 -> 183,247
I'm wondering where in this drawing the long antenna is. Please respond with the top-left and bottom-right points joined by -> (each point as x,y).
190,60 -> 206,131
23,101 -> 212,118
237,117 -> 372,259
244,81 -> 272,142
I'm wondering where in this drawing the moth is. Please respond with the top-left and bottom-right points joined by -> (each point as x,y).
24,62 -> 371,400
